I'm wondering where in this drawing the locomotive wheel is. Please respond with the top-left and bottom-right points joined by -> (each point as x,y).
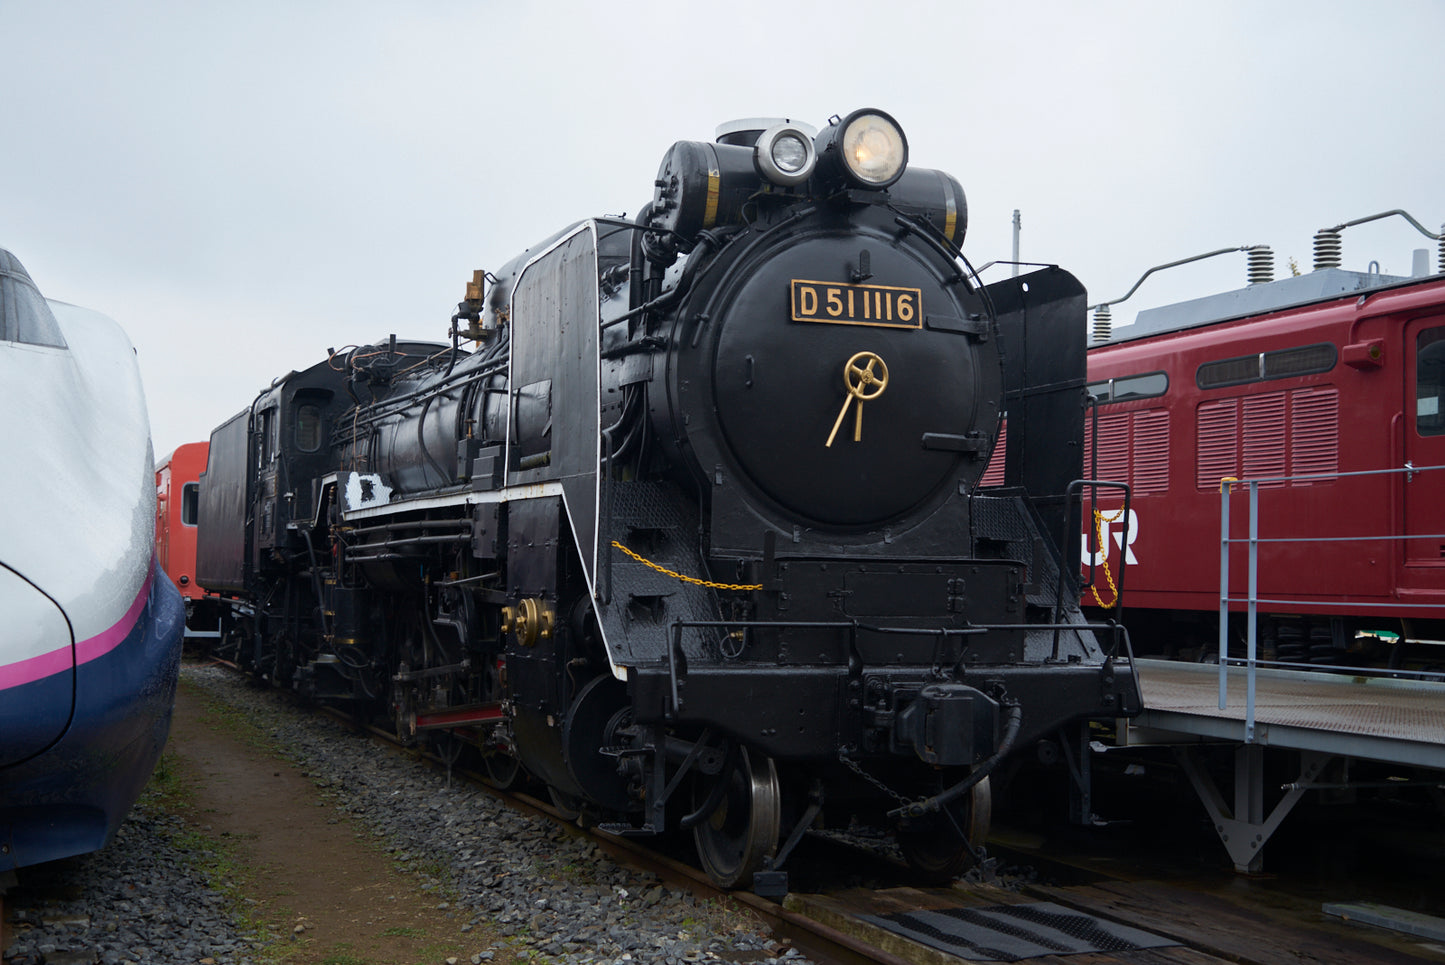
691,746 -> 780,889
481,751 -> 523,790
896,776 -> 992,885
548,786 -> 593,827
561,675 -> 634,813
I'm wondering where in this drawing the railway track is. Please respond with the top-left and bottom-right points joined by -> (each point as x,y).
208,661 -> 1442,965
312,698 -> 916,965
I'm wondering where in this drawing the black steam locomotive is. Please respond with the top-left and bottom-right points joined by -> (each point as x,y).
196,109 -> 1140,891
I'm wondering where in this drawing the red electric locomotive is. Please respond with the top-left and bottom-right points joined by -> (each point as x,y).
1079,222 -> 1445,667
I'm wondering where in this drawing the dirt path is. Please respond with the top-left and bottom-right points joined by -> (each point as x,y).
167,679 -> 514,965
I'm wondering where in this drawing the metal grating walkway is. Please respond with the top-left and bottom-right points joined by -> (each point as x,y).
861,901 -> 1179,962
1129,658 -> 1445,769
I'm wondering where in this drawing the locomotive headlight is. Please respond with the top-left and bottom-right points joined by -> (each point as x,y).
772,135 -> 809,173
754,123 -> 817,187
840,111 -> 907,187
814,109 -> 910,192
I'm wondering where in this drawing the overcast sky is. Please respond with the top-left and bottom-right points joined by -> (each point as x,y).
4,0 -> 1441,458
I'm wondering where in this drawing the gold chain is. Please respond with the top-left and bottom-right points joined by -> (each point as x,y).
610,541 -> 762,591
1087,508 -> 1125,609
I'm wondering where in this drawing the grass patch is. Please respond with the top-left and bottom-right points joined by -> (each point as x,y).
139,750 -> 192,810
138,784 -> 279,950
139,690 -> 286,953
551,860 -> 599,886
139,753 -> 287,943
417,859 -> 460,901
686,896 -> 760,936
180,675 -> 280,754
319,948 -> 369,965
169,667 -> 514,963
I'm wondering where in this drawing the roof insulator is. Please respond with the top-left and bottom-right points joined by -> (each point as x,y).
1092,305 -> 1112,343
1246,246 -> 1274,285
1312,228 -> 1342,271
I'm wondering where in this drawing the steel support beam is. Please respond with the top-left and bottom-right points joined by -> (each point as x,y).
1174,746 -> 1331,873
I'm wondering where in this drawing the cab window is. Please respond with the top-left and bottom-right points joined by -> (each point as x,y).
181,483 -> 199,526
0,274 -> 67,348
296,404 -> 322,452
259,408 -> 278,463
1418,326 -> 1445,436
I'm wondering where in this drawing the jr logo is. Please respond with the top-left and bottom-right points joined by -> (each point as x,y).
1082,508 -> 1139,566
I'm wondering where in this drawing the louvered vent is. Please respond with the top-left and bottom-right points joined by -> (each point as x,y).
1196,400 -> 1238,490
1131,410 -> 1170,493
979,419 -> 1007,487
1242,392 -> 1287,487
1093,414 -> 1130,485
1290,387 -> 1339,483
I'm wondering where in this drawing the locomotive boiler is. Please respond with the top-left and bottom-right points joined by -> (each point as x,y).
196,109 -> 1140,890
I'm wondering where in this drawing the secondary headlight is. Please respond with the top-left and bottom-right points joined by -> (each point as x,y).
839,110 -> 907,187
755,123 -> 817,187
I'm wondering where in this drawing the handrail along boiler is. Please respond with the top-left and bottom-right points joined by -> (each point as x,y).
195,109 -> 1140,890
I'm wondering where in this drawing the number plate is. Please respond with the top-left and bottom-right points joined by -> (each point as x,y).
790,280 -> 922,329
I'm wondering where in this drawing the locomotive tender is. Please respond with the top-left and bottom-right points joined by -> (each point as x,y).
196,109 -> 1141,889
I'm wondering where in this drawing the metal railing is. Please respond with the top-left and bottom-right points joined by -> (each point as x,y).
1218,463 -> 1445,741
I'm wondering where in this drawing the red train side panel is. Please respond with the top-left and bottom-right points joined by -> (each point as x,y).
155,441 -> 209,603
1082,271 -> 1445,657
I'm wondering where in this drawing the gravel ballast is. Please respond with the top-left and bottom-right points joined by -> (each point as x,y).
4,662 -> 810,965
3,800 -> 256,965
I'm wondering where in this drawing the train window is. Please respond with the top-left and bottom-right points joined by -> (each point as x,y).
1263,343 -> 1337,379
0,275 -> 67,348
1198,343 -> 1336,389
181,483 -> 199,526
1419,327 -> 1445,436
296,404 -> 322,452
1197,355 -> 1262,388
1112,372 -> 1169,401
259,408 -> 277,463
1088,372 -> 1168,404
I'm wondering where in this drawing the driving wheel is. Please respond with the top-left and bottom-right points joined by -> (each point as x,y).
691,746 -> 781,889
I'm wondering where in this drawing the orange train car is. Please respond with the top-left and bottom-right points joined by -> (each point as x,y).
155,441 -> 217,638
